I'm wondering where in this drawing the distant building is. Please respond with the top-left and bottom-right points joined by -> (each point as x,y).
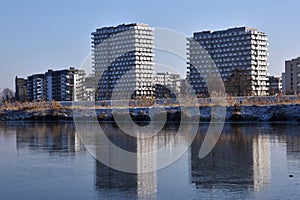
267,76 -> 282,95
84,76 -> 96,101
188,27 -> 269,96
92,23 -> 154,100
74,70 -> 86,101
179,79 -> 190,97
45,67 -> 85,101
153,72 -> 181,99
281,73 -> 286,94
18,67 -> 85,102
15,76 -> 27,102
84,76 -> 96,89
284,57 -> 300,95
27,74 -> 45,101
154,72 -> 180,93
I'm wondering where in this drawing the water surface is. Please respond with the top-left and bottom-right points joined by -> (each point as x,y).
0,122 -> 300,199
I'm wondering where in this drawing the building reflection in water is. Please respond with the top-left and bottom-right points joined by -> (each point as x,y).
253,134 -> 270,191
95,123 -> 158,200
80,122 -> 274,197
8,122 -> 279,197
94,123 -> 194,199
15,122 -> 83,153
190,124 -> 271,191
286,126 -> 300,160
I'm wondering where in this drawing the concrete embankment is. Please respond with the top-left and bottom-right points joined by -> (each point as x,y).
1,104 -> 300,122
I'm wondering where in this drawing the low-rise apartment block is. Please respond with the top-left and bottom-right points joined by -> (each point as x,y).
284,57 -> 300,95
16,67 -> 85,102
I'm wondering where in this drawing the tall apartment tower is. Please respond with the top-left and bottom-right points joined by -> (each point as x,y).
92,23 -> 154,100
284,57 -> 300,95
188,27 -> 269,96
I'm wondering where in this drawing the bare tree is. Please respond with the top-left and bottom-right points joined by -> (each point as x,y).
225,68 -> 252,96
206,75 -> 226,97
1,88 -> 15,103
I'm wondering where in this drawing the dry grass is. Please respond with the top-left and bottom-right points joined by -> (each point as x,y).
1,95 -> 300,111
0,100 -> 62,111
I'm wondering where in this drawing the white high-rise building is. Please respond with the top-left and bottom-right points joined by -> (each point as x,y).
92,23 -> 154,100
188,27 -> 269,96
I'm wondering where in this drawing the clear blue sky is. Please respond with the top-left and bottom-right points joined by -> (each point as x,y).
1,0 -> 300,90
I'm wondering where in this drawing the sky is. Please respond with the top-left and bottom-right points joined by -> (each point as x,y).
0,0 -> 300,90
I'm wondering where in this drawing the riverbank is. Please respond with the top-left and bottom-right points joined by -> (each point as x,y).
1,103 -> 300,122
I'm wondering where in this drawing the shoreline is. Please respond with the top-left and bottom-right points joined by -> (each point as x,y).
1,103 -> 300,122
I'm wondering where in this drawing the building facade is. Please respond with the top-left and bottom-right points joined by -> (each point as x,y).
281,73 -> 286,94
83,76 -> 96,101
15,76 -> 27,102
73,70 -> 86,101
267,76 -> 282,95
284,57 -> 300,95
154,72 -> 180,93
92,23 -> 154,100
20,67 -> 85,102
188,27 -> 269,96
45,67 -> 85,101
153,72 -> 181,99
27,74 -> 45,101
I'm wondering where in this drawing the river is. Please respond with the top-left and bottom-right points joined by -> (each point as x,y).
0,122 -> 299,199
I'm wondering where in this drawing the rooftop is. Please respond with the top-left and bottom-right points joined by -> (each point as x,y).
193,26 -> 265,36
93,23 -> 149,34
